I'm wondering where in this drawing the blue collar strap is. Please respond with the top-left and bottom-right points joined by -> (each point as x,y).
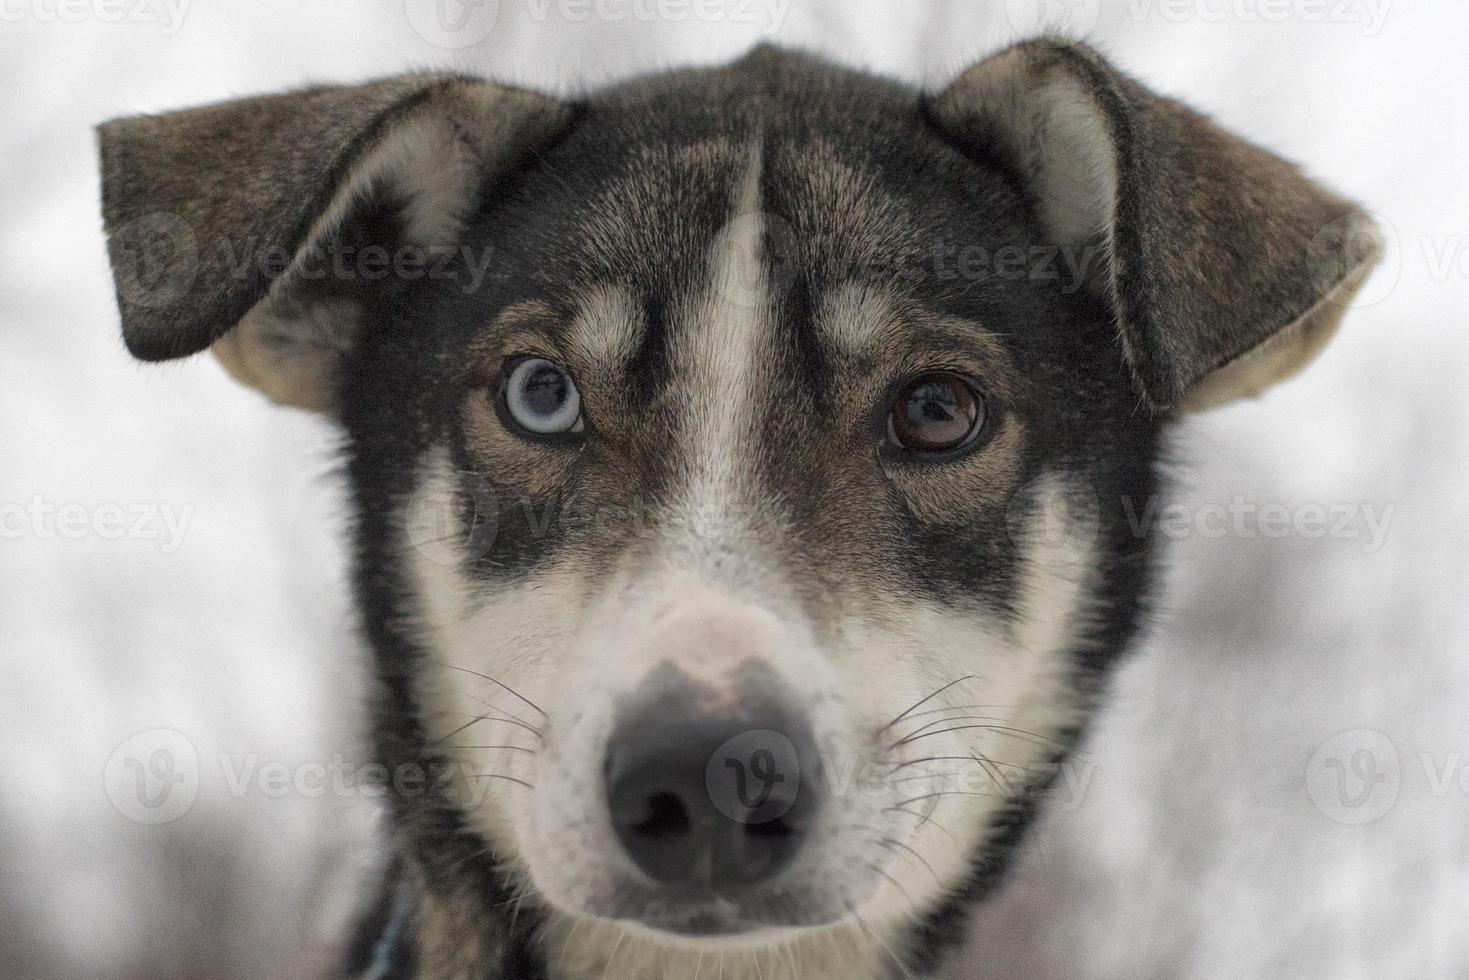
346,865 -> 415,979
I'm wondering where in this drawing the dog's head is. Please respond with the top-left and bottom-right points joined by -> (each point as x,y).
99,41 -> 1377,971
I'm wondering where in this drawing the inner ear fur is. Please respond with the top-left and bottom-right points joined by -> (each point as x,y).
930,39 -> 1381,413
98,74 -> 573,411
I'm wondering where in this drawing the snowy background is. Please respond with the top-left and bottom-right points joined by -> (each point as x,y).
2,1 -> 1466,977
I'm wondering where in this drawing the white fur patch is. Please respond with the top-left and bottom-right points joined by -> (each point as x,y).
567,284 -> 645,372
815,282 -> 899,358
943,48 -> 1118,250
664,141 -> 773,565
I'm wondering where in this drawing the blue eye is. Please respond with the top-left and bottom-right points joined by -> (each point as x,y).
502,358 -> 584,436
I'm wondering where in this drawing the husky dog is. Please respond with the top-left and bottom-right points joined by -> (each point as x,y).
97,40 -> 1378,980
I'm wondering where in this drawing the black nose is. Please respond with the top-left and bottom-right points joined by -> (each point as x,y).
604,676 -> 821,890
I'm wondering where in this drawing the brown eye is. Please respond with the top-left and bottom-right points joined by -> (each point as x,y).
887,373 -> 985,454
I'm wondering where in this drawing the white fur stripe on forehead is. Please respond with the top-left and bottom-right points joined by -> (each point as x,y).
662,141 -> 774,567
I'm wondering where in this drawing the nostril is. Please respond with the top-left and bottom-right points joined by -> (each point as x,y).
632,792 -> 692,839
608,774 -> 708,883
745,814 -> 795,840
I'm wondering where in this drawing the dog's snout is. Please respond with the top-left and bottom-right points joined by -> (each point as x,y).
604,673 -> 821,891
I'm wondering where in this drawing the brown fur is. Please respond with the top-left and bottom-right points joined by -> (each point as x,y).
99,73 -> 572,366
931,39 -> 1381,411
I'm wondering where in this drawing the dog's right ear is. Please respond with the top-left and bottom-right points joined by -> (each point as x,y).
930,40 -> 1380,413
98,75 -> 573,412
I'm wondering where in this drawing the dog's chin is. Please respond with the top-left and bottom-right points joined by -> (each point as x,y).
609,905 -> 796,947
565,883 -> 854,948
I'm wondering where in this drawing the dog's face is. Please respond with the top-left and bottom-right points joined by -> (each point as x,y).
389,88 -> 1152,939
99,41 -> 1378,972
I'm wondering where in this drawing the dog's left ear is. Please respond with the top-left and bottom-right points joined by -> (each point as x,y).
930,40 -> 1381,412
98,74 -> 573,411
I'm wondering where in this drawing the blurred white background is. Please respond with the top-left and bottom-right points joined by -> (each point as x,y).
1,1 -> 1466,977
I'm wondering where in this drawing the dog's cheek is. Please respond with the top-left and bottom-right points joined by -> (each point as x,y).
520,685 -> 624,912
398,449 -> 592,855
838,473 -> 1101,914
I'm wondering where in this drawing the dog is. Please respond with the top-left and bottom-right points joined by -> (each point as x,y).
96,39 -> 1379,980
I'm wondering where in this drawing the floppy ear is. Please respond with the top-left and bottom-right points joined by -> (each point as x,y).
929,40 -> 1381,412
98,74 -> 573,411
